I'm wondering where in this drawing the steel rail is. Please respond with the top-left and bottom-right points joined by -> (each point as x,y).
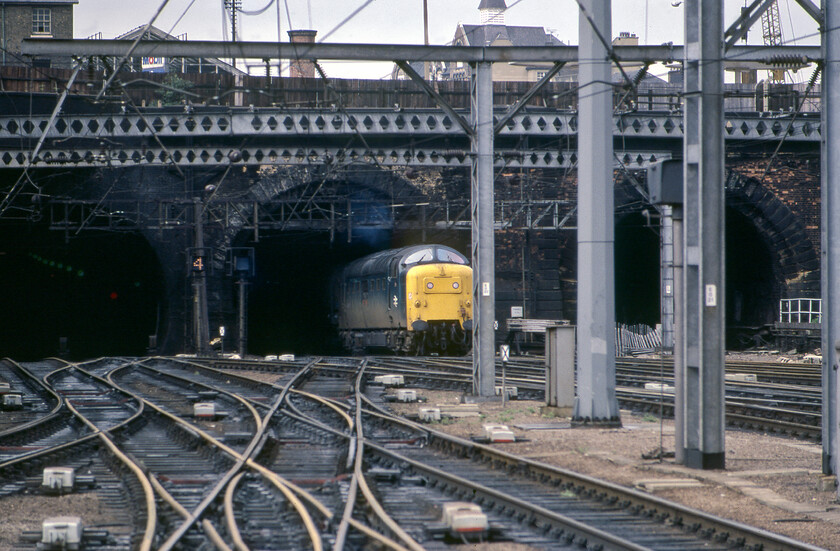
111,359 -> 322,551
348,361 -> 424,551
363,439 -> 652,551
0,360 -> 147,469
360,394 -> 826,551
110,375 -> 322,551
260,362 -> 415,550
58,361 -> 157,551
224,472 -> 250,551
0,358 -> 64,439
215,357 -> 824,549
233,357 -> 409,551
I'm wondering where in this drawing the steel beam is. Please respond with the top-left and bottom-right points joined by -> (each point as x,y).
724,0 -> 778,49
682,0 -> 726,470
393,60 -> 473,137
44,198 -> 581,232
821,0 -> 839,483
573,0 -> 620,425
795,0 -> 823,26
21,38 -> 821,64
471,61 -> 495,397
0,111 -> 820,142
3,146 -> 670,170
494,62 -> 566,134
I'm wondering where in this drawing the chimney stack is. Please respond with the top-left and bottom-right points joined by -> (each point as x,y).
287,30 -> 317,78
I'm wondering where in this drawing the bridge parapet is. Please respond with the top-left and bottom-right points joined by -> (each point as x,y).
0,108 -> 819,141
0,107 -> 816,169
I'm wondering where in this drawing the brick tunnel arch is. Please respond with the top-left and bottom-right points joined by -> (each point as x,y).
228,165 -> 469,355
724,169 -> 820,328
613,170 -> 818,346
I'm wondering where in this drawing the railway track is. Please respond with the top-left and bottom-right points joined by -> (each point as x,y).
355,355 -> 825,440
0,355 -> 827,550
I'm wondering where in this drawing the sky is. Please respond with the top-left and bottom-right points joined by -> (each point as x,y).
72,0 -> 821,79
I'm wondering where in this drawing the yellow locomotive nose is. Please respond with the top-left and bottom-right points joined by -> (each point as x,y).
406,263 -> 472,332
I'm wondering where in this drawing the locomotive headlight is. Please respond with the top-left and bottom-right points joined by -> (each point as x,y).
452,281 -> 459,289
414,300 -> 421,308
426,281 -> 434,289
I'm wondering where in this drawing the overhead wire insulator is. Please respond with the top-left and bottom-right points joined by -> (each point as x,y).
763,55 -> 809,68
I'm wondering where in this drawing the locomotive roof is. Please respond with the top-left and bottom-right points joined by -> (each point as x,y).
341,245 -> 468,278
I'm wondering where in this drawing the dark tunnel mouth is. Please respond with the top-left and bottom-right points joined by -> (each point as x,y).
0,224 -> 166,360
239,229 -> 471,356
613,208 -> 781,349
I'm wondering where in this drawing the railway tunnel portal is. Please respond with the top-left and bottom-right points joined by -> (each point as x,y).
0,155 -> 819,358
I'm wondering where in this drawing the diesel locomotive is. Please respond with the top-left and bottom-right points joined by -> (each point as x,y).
331,245 -> 473,354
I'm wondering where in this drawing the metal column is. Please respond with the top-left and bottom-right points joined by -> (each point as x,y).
470,61 -> 496,397
193,198 -> 211,355
682,0 -> 726,469
821,0 -> 840,479
237,278 -> 248,357
673,208 -> 685,464
660,206 -> 675,351
573,0 -> 620,424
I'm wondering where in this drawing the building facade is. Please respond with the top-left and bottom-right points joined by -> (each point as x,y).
441,0 -> 565,82
0,0 -> 76,67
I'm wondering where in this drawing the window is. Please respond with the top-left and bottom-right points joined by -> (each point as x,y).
780,298 -> 821,323
32,8 -> 51,35
436,248 -> 468,264
403,248 -> 434,266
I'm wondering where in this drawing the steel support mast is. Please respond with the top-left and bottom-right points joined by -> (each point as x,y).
573,0 -> 620,425
822,0 -> 840,481
471,61 -> 496,397
681,0 -> 726,469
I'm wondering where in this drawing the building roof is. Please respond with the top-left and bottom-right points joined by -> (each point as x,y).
114,25 -> 246,76
478,0 -> 506,9
460,24 -> 564,47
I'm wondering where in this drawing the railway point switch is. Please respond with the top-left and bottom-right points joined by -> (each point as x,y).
725,373 -> 758,382
2,392 -> 23,410
194,402 -> 217,418
0,382 -> 10,393
42,467 -> 75,493
395,389 -> 417,402
494,385 -> 518,399
40,467 -> 95,494
418,407 -> 441,422
483,424 -> 516,443
373,374 -> 405,386
40,517 -> 83,550
441,502 -> 489,536
644,382 -> 675,394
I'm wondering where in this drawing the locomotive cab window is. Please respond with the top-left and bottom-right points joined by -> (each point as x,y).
403,248 -> 434,266
437,249 -> 468,264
